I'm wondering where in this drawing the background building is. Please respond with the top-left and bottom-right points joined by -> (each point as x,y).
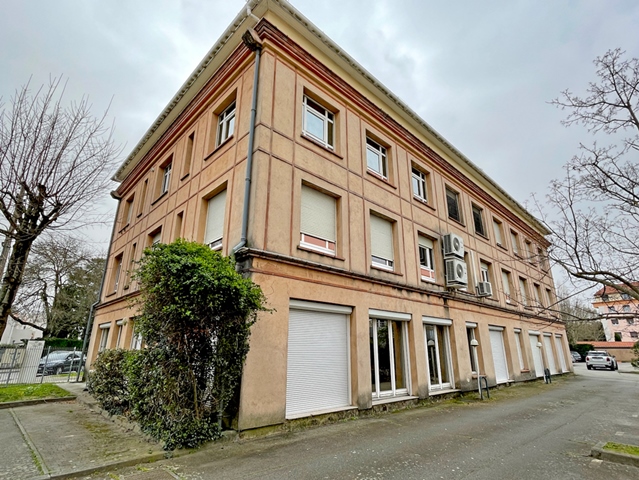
87,0 -> 569,432
592,283 -> 639,342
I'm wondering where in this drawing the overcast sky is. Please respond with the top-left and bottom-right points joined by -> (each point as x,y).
2,0 -> 638,292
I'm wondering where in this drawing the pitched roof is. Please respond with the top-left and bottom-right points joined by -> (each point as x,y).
594,282 -> 639,297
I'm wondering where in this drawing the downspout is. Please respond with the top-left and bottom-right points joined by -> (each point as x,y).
233,28 -> 263,254
78,190 -> 121,382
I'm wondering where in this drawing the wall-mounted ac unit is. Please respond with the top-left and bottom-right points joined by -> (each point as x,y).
477,281 -> 492,297
445,258 -> 467,287
443,233 -> 464,258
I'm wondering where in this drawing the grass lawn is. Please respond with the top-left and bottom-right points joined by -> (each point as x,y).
604,442 -> 639,457
0,383 -> 70,403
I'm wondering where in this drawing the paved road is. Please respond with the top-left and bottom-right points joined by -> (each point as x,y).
83,365 -> 639,480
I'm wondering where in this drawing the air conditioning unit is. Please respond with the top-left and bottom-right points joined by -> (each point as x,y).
445,258 -> 468,287
477,281 -> 493,297
443,233 -> 464,258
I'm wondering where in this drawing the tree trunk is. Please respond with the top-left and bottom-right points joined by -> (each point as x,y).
0,239 -> 35,338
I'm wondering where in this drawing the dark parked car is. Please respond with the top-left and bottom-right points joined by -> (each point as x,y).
37,351 -> 84,375
570,351 -> 583,362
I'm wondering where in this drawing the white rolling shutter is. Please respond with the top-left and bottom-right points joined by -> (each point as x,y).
370,215 -> 394,261
286,309 -> 350,418
554,335 -> 568,372
418,235 -> 433,250
301,186 -> 336,241
489,329 -> 509,384
204,190 -> 226,246
529,334 -> 544,377
543,334 -> 558,374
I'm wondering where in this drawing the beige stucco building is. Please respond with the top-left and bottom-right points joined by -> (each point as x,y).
87,0 -> 571,432
592,283 -> 639,343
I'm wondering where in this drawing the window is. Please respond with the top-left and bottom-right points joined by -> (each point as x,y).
204,190 -> 227,250
111,254 -> 123,293
608,306 -> 616,313
174,212 -> 183,241
524,240 -> 534,263
493,219 -> 503,246
156,156 -> 173,198
300,185 -> 336,255
115,320 -> 125,348
467,326 -> 478,373
480,261 -> 491,284
631,332 -> 638,338
129,318 -> 142,350
424,323 -> 453,391
472,205 -> 486,236
621,293 -> 631,300
216,101 -> 236,146
611,318 -> 619,325
366,137 -> 388,179
510,230 -> 519,254
615,332 -> 622,341
123,195 -> 134,226
622,305 -> 631,313
446,188 -> 462,223
98,323 -> 110,352
514,330 -> 526,370
502,270 -> 512,303
302,95 -> 334,149
628,318 -> 635,325
149,229 -> 162,246
519,277 -> 528,306
126,243 -> 137,288
182,131 -> 195,177
370,214 -> 394,270
370,318 -> 409,399
137,179 -> 148,216
412,167 -> 428,202
418,235 -> 435,282
533,284 -> 543,308
545,288 -> 554,309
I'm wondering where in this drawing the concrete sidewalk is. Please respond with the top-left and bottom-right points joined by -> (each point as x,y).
0,383 -> 165,480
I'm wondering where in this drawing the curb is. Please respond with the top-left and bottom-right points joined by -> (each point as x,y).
30,451 -> 171,480
0,396 -> 76,410
591,441 -> 639,468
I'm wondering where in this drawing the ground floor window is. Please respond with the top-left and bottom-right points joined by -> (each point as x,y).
370,318 -> 409,399
466,325 -> 478,374
425,323 -> 453,391
98,323 -> 110,352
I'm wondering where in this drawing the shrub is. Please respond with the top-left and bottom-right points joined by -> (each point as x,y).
44,338 -> 83,350
87,349 -> 131,416
88,240 -> 267,450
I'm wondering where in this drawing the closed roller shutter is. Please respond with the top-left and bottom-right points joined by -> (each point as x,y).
529,334 -> 544,377
204,190 -> 226,246
370,215 -> 394,262
555,335 -> 568,372
286,309 -> 350,418
489,329 -> 509,384
543,335 -> 558,374
301,186 -> 336,242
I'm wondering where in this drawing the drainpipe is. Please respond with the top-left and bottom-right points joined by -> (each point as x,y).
77,191 -> 121,382
233,28 -> 263,254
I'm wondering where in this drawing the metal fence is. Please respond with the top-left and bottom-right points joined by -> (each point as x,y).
0,341 -> 85,386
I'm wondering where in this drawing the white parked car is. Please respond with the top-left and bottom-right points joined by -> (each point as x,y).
585,350 -> 618,371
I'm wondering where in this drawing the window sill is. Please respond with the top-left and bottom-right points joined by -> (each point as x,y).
475,232 -> 489,241
180,172 -> 190,181
204,135 -> 234,162
428,388 -> 459,396
448,216 -> 465,228
297,244 -> 344,261
372,395 -> 418,406
151,191 -> 168,206
520,369 -> 531,373
413,195 -> 436,211
366,169 -> 396,189
496,243 -> 508,252
118,223 -> 130,235
300,133 -> 343,159
105,291 -> 117,298
371,265 -> 402,276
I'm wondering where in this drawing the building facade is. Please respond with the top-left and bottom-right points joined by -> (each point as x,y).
87,0 -> 570,431
592,283 -> 639,342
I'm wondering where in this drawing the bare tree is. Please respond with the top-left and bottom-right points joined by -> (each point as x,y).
535,49 -> 639,300
0,78 -> 120,338
556,289 -> 604,344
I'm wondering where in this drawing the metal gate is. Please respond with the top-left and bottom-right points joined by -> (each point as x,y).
0,341 -> 84,385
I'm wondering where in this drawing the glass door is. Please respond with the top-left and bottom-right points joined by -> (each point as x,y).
424,324 -> 452,391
